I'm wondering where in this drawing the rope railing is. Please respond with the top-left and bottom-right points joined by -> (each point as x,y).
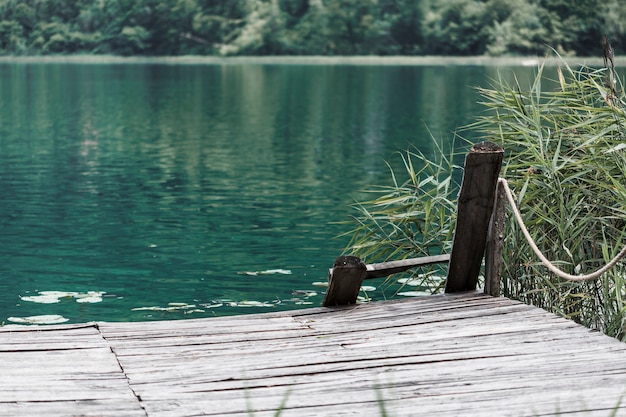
499,178 -> 626,282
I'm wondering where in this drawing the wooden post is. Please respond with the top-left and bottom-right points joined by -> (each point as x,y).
484,179 -> 506,296
323,256 -> 367,307
445,141 -> 504,293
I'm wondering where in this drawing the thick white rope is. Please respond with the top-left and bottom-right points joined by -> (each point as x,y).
498,178 -> 626,281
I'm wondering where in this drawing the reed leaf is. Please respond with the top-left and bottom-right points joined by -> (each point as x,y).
345,52 -> 626,340
473,54 -> 626,340
342,138 -> 461,294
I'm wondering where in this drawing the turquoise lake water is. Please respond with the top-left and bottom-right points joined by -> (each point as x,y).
0,61 -> 543,324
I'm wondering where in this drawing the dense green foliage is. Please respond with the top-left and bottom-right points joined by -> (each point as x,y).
0,0 -> 623,56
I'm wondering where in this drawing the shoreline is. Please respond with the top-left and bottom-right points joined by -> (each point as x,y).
0,54 -> 621,67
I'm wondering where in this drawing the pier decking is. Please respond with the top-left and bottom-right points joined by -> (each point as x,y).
2,292 -> 626,416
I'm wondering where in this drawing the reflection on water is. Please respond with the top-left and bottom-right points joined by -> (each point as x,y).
0,62 -> 534,323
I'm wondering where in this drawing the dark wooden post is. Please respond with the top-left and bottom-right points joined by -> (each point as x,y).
484,179 -> 506,296
323,256 -> 367,307
445,141 -> 504,293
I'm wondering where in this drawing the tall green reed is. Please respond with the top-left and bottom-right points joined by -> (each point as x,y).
345,54 -> 626,340
343,139 -> 462,294
471,56 -> 626,340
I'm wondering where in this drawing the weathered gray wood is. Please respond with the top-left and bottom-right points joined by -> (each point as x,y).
0,400 -> 147,417
446,141 -> 504,293
364,254 -> 450,279
2,293 -> 626,416
0,324 -> 145,416
323,255 -> 367,306
484,179 -> 506,296
101,293 -> 626,417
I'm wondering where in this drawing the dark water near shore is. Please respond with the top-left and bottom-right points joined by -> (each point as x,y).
0,61 -> 539,324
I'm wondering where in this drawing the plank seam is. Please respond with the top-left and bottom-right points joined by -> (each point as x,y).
97,322 -> 149,417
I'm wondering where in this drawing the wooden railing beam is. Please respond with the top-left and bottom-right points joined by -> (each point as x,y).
365,254 -> 450,279
323,254 -> 450,306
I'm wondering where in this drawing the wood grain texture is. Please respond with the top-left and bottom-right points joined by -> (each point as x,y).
484,179 -> 506,296
0,324 -> 145,416
365,254 -> 450,279
323,255 -> 367,306
2,293 -> 626,416
446,141 -> 504,293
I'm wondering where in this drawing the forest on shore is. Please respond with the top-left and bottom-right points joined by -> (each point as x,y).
0,0 -> 624,57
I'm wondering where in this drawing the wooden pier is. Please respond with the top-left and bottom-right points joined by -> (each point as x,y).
2,142 -> 626,416
2,292 -> 626,416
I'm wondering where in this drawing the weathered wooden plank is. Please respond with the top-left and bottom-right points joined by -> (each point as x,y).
446,141 -> 504,292
0,324 -> 104,351
99,316 -> 309,340
144,362 -> 626,415
103,296 -> 624,404
101,314 -> 300,332
102,293 -> 514,331
104,309 -> 574,359
102,304 -> 541,351
131,351 -> 626,396
114,333 -> 626,388
0,347 -> 136,400
0,324 -> 145,416
117,353 -> 626,397
132,375 -> 626,417
2,292 -> 626,417
99,298 -> 579,356
0,400 -> 147,417
0,322 -> 98,332
484,178 -> 506,296
110,314 -> 593,360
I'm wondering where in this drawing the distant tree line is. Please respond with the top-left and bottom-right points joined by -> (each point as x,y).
0,0 -> 623,56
